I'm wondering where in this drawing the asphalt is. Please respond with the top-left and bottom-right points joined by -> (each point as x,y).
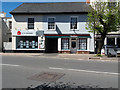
1,55 -> 118,88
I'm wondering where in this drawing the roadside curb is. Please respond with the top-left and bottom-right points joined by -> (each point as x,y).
0,53 -> 118,62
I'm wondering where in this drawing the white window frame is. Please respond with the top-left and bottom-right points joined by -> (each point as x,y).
78,38 -> 87,50
47,17 -> 56,30
9,21 -> 12,30
61,38 -> 69,50
28,18 -> 34,29
70,16 -> 78,30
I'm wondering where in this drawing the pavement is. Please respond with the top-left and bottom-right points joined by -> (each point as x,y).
0,52 -> 119,62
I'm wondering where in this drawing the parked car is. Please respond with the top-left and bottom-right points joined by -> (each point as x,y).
116,48 -> 120,57
101,45 -> 118,57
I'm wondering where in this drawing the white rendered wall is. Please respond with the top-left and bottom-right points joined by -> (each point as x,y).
87,38 -> 90,51
12,36 -> 16,50
58,38 -> 61,51
12,15 -> 43,30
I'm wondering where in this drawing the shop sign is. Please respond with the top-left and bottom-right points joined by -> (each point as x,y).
70,35 -> 78,38
17,31 -> 21,35
12,30 -> 37,36
36,31 -> 44,36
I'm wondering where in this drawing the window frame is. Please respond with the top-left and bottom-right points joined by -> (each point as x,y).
9,21 -> 12,30
78,38 -> 87,50
70,16 -> 78,30
28,18 -> 34,29
47,17 -> 56,30
61,38 -> 69,50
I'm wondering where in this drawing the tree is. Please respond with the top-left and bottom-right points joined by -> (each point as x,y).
86,2 -> 120,54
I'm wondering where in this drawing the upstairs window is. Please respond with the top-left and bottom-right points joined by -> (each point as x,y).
28,18 -> 34,29
9,21 -> 12,30
70,17 -> 78,30
108,2 -> 117,7
48,17 -> 55,30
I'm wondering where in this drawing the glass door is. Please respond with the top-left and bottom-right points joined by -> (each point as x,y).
71,38 -> 77,53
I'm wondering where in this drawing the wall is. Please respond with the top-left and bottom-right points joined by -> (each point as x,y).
0,18 -> 2,52
12,14 -> 95,52
12,15 -> 43,30
0,18 -> 12,52
43,14 -> 90,35
2,18 -> 11,42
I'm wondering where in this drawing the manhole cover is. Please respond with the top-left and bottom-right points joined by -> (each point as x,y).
28,72 -> 65,82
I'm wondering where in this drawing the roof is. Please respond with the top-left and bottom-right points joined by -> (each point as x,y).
10,2 -> 92,14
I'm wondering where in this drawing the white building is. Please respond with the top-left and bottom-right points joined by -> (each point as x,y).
10,2 -> 95,54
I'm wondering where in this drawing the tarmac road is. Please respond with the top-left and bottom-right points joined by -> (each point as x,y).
1,55 -> 119,88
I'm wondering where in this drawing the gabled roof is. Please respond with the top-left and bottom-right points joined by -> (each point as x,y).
10,2 -> 92,14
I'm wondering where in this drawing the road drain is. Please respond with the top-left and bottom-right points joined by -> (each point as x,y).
28,72 -> 65,82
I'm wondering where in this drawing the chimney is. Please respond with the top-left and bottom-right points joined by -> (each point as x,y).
86,0 -> 90,4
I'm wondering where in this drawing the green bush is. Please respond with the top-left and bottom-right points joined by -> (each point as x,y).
95,54 -> 103,57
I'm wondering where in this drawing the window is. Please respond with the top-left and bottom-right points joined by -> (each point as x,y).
117,38 -> 120,48
9,38 -> 12,42
107,37 -> 115,45
79,38 -> 87,50
48,17 -> 55,30
70,17 -> 78,30
9,21 -> 12,30
61,38 -> 69,50
28,18 -> 34,29
108,2 -> 117,7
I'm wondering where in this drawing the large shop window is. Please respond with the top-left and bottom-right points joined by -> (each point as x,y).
70,17 -> 78,30
79,38 -> 87,50
117,38 -> 120,48
28,18 -> 34,29
48,17 -> 55,30
107,38 -> 115,46
62,38 -> 69,50
16,36 -> 38,49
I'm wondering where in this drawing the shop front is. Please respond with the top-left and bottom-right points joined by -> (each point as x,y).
12,30 -> 45,51
45,34 -> 91,54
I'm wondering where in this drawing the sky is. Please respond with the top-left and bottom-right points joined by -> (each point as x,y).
1,0 -> 86,17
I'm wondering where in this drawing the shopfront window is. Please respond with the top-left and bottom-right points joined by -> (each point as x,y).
28,18 -> 34,29
117,38 -> 120,48
16,36 -> 38,49
48,17 -> 55,30
79,38 -> 87,50
107,37 -> 115,46
61,38 -> 69,50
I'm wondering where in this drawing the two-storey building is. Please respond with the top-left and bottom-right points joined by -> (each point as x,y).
10,2 -> 94,54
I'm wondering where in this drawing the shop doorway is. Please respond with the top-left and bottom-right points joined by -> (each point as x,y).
71,38 -> 77,53
45,38 -> 58,53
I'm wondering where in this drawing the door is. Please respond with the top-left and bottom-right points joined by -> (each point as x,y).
71,38 -> 77,53
45,38 -> 58,53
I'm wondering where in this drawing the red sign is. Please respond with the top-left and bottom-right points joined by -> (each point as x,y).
17,31 -> 21,35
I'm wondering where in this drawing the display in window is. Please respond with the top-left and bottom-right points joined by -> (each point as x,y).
16,36 -> 38,49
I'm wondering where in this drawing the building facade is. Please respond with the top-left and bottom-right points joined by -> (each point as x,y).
0,12 -> 12,52
10,2 -> 95,54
